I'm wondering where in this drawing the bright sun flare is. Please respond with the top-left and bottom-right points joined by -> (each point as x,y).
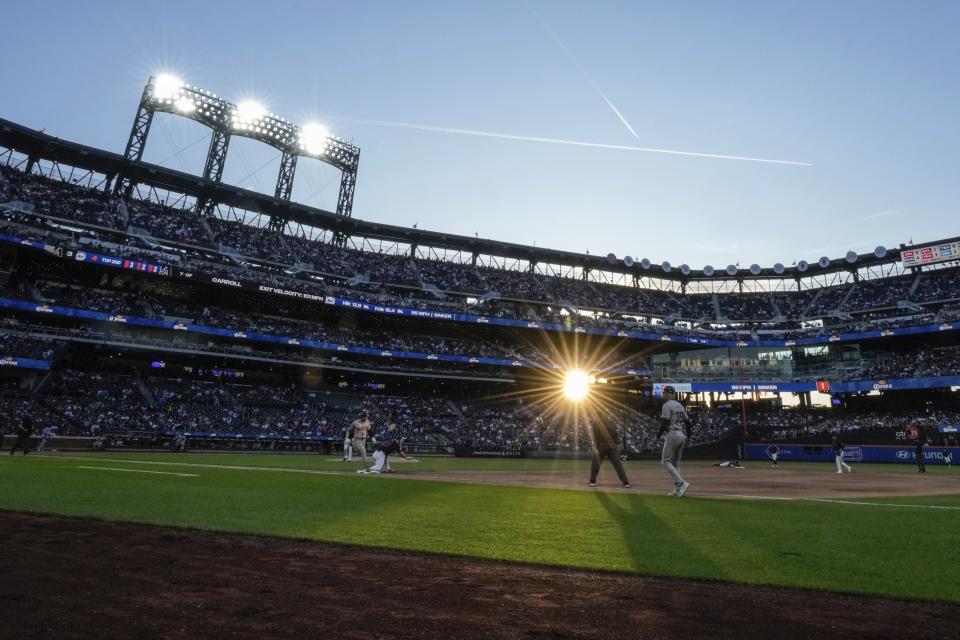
563,370 -> 592,401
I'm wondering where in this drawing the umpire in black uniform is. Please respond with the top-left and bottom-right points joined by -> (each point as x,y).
9,416 -> 35,455
588,418 -> 631,488
915,440 -> 926,473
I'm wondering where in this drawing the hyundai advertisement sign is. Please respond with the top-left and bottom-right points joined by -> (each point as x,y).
745,443 -> 959,465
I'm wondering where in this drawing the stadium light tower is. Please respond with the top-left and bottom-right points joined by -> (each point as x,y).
115,75 -> 361,229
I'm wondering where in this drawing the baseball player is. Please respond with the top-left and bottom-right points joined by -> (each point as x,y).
342,423 -> 355,461
8,415 -> 34,455
170,430 -> 187,453
35,425 -> 55,453
357,424 -> 414,474
944,449 -> 953,468
379,418 -> 400,473
657,386 -> 690,497
587,418 -> 631,488
915,440 -> 926,473
767,444 -> 779,468
344,409 -> 371,463
832,436 -> 852,474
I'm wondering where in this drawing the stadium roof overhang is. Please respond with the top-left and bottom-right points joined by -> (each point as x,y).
0,117 -> 914,282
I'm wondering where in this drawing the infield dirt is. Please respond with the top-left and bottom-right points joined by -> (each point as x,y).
399,463 -> 960,499
2,511 -> 957,640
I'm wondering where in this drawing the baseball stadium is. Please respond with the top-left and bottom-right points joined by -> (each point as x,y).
2,4 -> 959,639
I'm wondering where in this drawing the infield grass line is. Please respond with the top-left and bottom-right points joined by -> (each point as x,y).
46,455 -> 355,477
76,466 -> 199,477
804,498 -> 960,511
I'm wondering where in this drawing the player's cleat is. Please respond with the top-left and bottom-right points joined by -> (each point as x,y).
587,482 -> 597,487
676,481 -> 689,497
622,483 -> 631,489
356,469 -> 366,474
836,470 -> 843,474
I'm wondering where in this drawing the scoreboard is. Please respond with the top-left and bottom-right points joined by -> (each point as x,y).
901,241 -> 960,268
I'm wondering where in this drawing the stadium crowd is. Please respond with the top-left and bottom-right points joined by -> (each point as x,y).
0,330 -> 63,360
25,279 -> 571,366
4,163 -> 960,331
851,346 -> 960,381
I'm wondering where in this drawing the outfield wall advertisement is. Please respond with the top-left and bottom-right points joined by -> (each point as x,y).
745,443 -> 959,465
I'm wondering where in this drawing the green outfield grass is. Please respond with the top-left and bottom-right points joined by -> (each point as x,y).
1,452 -> 958,603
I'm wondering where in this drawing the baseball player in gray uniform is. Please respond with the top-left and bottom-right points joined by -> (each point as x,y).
344,409 -> 371,464
657,386 -> 690,497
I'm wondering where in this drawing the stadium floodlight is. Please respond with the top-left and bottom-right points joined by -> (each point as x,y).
174,96 -> 196,113
122,75 -> 362,221
299,122 -> 330,156
563,370 -> 593,401
661,261 -> 672,273
152,74 -> 184,101
845,251 -> 859,264
233,101 -> 267,128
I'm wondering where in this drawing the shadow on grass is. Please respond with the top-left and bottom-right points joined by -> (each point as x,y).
593,490 -> 726,580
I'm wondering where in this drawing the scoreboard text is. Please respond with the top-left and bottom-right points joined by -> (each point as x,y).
901,241 -> 960,268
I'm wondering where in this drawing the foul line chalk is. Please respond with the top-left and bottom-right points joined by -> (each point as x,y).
77,465 -> 199,477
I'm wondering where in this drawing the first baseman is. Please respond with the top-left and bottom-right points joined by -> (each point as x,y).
358,424 -> 413,474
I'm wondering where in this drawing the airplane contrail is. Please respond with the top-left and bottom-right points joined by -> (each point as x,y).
339,117 -> 814,166
534,13 -> 640,138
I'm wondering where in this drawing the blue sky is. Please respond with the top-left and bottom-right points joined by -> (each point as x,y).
2,1 -> 957,267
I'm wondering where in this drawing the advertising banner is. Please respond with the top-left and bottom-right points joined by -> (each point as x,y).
0,296 -> 650,374
653,381 -> 817,395
0,355 -> 52,370
828,376 -> 960,393
745,443 -> 959,465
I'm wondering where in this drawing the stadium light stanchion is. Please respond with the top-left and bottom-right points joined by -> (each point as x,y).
114,80 -> 157,198
115,75 -> 361,226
